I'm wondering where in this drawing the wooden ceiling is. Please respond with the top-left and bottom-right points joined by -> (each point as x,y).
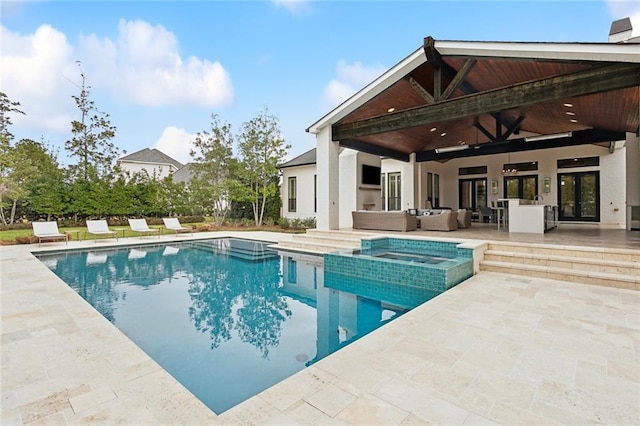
332,40 -> 640,162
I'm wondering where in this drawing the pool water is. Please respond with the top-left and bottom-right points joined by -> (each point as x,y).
36,238 -> 436,414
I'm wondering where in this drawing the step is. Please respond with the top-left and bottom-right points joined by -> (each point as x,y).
486,241 -> 640,263
291,233 -> 362,248
483,250 -> 640,276
269,240 -> 357,255
305,229 -> 374,239
480,260 -> 639,290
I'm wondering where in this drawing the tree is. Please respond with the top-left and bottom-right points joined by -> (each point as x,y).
2,139 -> 61,224
65,62 -> 117,181
190,114 -> 235,225
234,108 -> 290,226
0,92 -> 25,225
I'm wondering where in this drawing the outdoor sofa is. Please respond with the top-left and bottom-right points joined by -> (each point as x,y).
417,210 -> 458,231
352,210 -> 417,232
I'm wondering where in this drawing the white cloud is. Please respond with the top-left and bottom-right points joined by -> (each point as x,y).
78,19 -> 234,107
0,24 -> 77,134
322,60 -> 387,109
153,126 -> 197,164
605,1 -> 640,37
272,0 -> 311,16
0,19 -> 234,139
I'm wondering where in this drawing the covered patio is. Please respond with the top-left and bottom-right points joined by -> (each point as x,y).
308,29 -> 640,235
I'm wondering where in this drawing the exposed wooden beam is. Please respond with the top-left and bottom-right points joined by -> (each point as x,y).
441,58 -> 477,100
333,63 -> 640,141
407,77 -> 434,104
433,66 -> 442,101
473,118 -> 496,142
423,36 -> 443,67
339,139 -> 410,162
416,129 -> 624,161
502,115 -> 526,140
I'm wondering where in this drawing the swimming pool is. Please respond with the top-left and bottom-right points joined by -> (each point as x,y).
36,238 -> 437,414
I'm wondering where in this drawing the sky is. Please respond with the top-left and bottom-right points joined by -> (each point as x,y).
2,0 -> 639,166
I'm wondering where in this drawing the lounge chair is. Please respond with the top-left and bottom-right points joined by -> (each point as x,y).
32,221 -> 68,246
86,220 -> 118,242
128,218 -> 160,238
162,217 -> 193,236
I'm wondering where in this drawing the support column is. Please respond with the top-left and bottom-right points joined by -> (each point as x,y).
316,126 -> 340,230
400,152 -> 418,210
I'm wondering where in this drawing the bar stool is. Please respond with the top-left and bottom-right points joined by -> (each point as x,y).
497,200 -> 508,230
491,201 -> 506,231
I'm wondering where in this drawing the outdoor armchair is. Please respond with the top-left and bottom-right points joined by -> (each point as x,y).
128,218 -> 160,238
32,221 -> 68,246
162,218 -> 193,236
86,220 -> 118,242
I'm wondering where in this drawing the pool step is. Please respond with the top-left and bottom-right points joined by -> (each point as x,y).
270,229 -> 369,254
480,242 -> 640,290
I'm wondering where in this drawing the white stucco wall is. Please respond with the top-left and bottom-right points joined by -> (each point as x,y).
281,164 -> 318,220
119,162 -> 176,180
380,144 -> 627,228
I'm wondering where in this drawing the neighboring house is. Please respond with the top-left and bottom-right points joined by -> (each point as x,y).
117,148 -> 183,180
303,18 -> 639,232
172,163 -> 194,184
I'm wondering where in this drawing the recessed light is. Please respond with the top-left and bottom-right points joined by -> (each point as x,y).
440,132 -> 447,137
387,107 -> 395,113
565,111 -> 575,116
564,103 -> 573,107
430,127 -> 437,132
570,119 -> 578,123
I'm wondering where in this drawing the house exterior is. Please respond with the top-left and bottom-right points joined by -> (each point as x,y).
117,148 -> 183,180
301,19 -> 639,232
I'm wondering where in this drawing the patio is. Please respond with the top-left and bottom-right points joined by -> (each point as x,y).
1,230 -> 638,424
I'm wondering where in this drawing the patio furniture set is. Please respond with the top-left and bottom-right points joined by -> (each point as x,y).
352,208 -> 472,232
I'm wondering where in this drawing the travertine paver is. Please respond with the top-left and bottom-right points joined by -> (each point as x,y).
2,232 -> 639,425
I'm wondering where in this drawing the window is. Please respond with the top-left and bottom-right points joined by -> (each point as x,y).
314,174 -> 317,213
427,172 -> 440,208
288,177 -> 297,212
503,175 -> 538,200
557,157 -> 599,169
387,172 -> 401,211
458,166 -> 487,176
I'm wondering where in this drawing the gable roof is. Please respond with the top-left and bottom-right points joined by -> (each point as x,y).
306,37 -> 639,162
280,148 -> 317,168
119,148 -> 183,169
172,163 -> 194,183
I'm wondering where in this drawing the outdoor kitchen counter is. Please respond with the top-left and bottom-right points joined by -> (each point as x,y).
506,199 -> 558,234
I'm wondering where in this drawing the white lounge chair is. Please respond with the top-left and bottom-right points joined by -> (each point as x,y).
32,221 -> 68,247
86,220 -> 118,242
162,217 -> 193,236
128,218 -> 160,238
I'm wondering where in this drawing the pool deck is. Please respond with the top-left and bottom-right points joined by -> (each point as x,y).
1,231 -> 639,424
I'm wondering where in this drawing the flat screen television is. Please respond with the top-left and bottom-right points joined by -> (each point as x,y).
362,164 -> 381,186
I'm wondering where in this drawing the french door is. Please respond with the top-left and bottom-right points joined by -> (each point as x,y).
459,178 -> 487,212
558,172 -> 600,222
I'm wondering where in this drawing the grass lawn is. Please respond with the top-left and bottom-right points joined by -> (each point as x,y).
0,222 -> 304,245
